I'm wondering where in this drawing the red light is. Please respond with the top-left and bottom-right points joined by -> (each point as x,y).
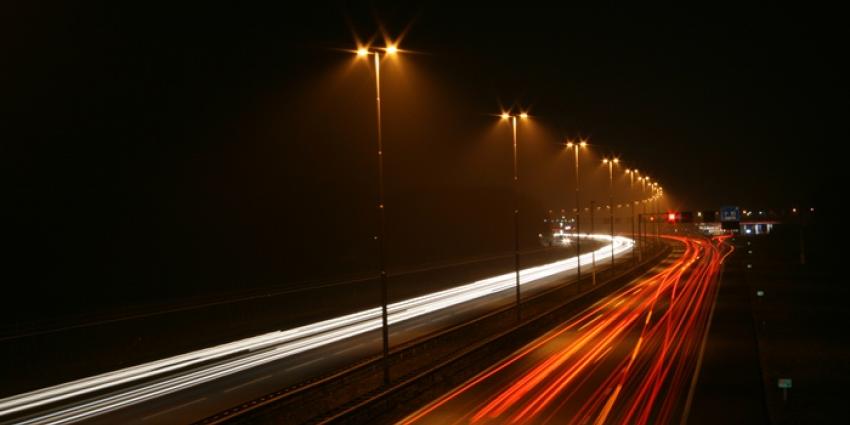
666,212 -> 681,223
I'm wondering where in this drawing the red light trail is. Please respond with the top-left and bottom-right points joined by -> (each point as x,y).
401,235 -> 734,425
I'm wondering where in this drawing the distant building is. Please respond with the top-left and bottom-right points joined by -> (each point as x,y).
540,214 -> 575,247
696,205 -> 778,235
740,221 -> 777,235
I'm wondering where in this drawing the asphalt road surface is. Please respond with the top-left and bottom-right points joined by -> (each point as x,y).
1,235 -> 635,425
401,235 -> 733,425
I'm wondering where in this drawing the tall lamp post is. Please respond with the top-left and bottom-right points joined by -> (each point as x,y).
657,185 -> 664,238
590,200 -> 597,285
643,176 -> 651,248
356,44 -> 398,385
650,183 -> 656,241
652,182 -> 660,242
603,158 -> 619,269
638,176 -> 646,256
501,111 -> 528,322
566,139 -> 587,283
626,168 -> 637,263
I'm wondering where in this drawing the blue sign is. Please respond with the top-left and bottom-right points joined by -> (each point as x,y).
720,206 -> 740,222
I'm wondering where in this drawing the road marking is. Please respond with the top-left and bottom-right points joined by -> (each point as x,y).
141,397 -> 206,421
223,374 -> 274,393
578,314 -> 604,331
336,344 -> 363,356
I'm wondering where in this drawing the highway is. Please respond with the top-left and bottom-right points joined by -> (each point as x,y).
0,235 -> 633,425
401,235 -> 734,425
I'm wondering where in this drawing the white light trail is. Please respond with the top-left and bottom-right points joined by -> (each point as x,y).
0,235 -> 633,424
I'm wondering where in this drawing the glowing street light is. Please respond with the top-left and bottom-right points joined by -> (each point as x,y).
500,111 -> 529,321
354,42 -> 401,385
625,168 -> 638,262
566,139 -> 588,283
590,199 -> 597,285
637,176 -> 648,250
651,182 -> 661,241
603,158 -> 619,268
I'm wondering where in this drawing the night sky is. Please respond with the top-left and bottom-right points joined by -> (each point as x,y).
3,3 -> 841,319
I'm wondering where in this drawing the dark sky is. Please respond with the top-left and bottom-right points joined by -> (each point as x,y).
2,3 -> 842,318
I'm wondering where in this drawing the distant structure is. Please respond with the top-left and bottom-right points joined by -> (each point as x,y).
694,206 -> 777,235
539,210 -> 575,247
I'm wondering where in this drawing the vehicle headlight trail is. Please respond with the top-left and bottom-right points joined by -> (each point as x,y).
0,235 -> 632,424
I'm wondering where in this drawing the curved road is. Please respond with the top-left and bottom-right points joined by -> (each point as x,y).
1,235 -> 634,425
401,235 -> 733,425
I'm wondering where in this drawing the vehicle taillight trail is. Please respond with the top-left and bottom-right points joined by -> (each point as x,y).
402,235 -> 733,425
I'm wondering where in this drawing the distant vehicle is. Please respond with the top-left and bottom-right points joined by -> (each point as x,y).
540,216 -> 574,247
539,231 -> 572,247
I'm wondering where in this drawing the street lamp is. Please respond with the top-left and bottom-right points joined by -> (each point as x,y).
566,139 -> 588,284
355,43 -> 399,385
658,185 -> 664,237
590,200 -> 597,285
642,176 -> 651,249
501,111 -> 528,322
625,168 -> 637,263
602,158 -> 619,269
652,182 -> 660,241
636,177 -> 642,248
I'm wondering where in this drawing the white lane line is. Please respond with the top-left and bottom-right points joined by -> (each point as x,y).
578,313 -> 604,331
223,375 -> 273,393
140,397 -> 206,421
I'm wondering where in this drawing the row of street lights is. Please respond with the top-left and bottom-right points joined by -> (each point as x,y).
353,42 -> 664,385
504,118 -> 664,319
